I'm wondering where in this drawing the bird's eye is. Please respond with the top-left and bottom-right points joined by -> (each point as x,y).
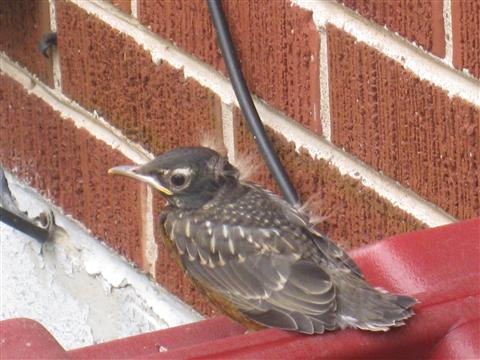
170,173 -> 186,187
168,168 -> 192,190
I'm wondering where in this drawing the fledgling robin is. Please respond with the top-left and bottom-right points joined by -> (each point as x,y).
109,147 -> 416,334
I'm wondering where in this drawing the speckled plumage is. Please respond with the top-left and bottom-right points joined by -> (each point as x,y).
110,147 -> 416,334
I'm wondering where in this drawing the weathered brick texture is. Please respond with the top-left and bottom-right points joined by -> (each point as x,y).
327,25 -> 480,220
0,75 -> 144,267
56,1 -> 223,157
233,109 -> 426,249
338,0 -> 445,58
452,0 -> 480,79
138,0 -> 321,132
0,0 -> 53,86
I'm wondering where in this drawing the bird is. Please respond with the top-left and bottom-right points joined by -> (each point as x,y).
109,146 -> 417,334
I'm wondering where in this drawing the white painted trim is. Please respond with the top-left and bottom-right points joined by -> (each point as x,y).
293,0 -> 479,106
143,187 -> 158,278
0,52 -> 153,165
131,0 -> 138,18
443,0 -> 453,65
221,102 -> 235,162
319,30 -> 331,141
48,0 -> 62,90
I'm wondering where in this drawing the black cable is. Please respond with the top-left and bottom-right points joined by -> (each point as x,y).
1,166 -> 51,243
207,0 -> 300,206
0,207 -> 49,243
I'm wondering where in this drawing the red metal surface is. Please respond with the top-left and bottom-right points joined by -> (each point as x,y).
1,218 -> 478,359
0,318 -> 69,359
68,316 -> 246,359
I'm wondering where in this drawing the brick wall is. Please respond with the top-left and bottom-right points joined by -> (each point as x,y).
1,0 -> 478,317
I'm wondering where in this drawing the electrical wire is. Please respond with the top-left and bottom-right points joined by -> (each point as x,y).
207,0 -> 300,206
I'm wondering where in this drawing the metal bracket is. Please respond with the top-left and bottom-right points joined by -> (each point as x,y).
0,166 -> 63,243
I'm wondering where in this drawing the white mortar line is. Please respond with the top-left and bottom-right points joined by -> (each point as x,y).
221,102 -> 236,162
144,187 -> 158,278
47,2 -> 57,42
131,0 -> 138,18
0,52 -> 153,165
256,105 -> 457,227
443,0 -> 453,65
319,30 -> 331,141
293,0 -> 479,106
48,0 -> 62,91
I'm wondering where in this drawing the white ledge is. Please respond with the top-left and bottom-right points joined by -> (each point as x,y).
1,172 -> 202,349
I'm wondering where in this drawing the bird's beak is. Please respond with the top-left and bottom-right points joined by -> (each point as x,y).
108,165 -> 174,196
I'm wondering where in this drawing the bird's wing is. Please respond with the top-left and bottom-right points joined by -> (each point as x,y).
253,183 -> 364,278
166,218 -> 338,334
308,229 -> 364,278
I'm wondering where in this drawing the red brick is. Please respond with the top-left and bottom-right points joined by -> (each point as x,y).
108,0 -> 131,15
0,74 -> 144,266
233,108 -> 425,249
0,0 -> 54,86
452,0 -> 480,79
56,1 -> 223,156
328,25 -> 480,220
153,195 -> 218,317
138,0 -> 321,133
338,0 -> 445,58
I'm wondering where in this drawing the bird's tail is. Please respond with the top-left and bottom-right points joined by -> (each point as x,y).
335,274 -> 417,331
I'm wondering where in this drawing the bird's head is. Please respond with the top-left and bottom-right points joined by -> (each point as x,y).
109,147 -> 239,209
